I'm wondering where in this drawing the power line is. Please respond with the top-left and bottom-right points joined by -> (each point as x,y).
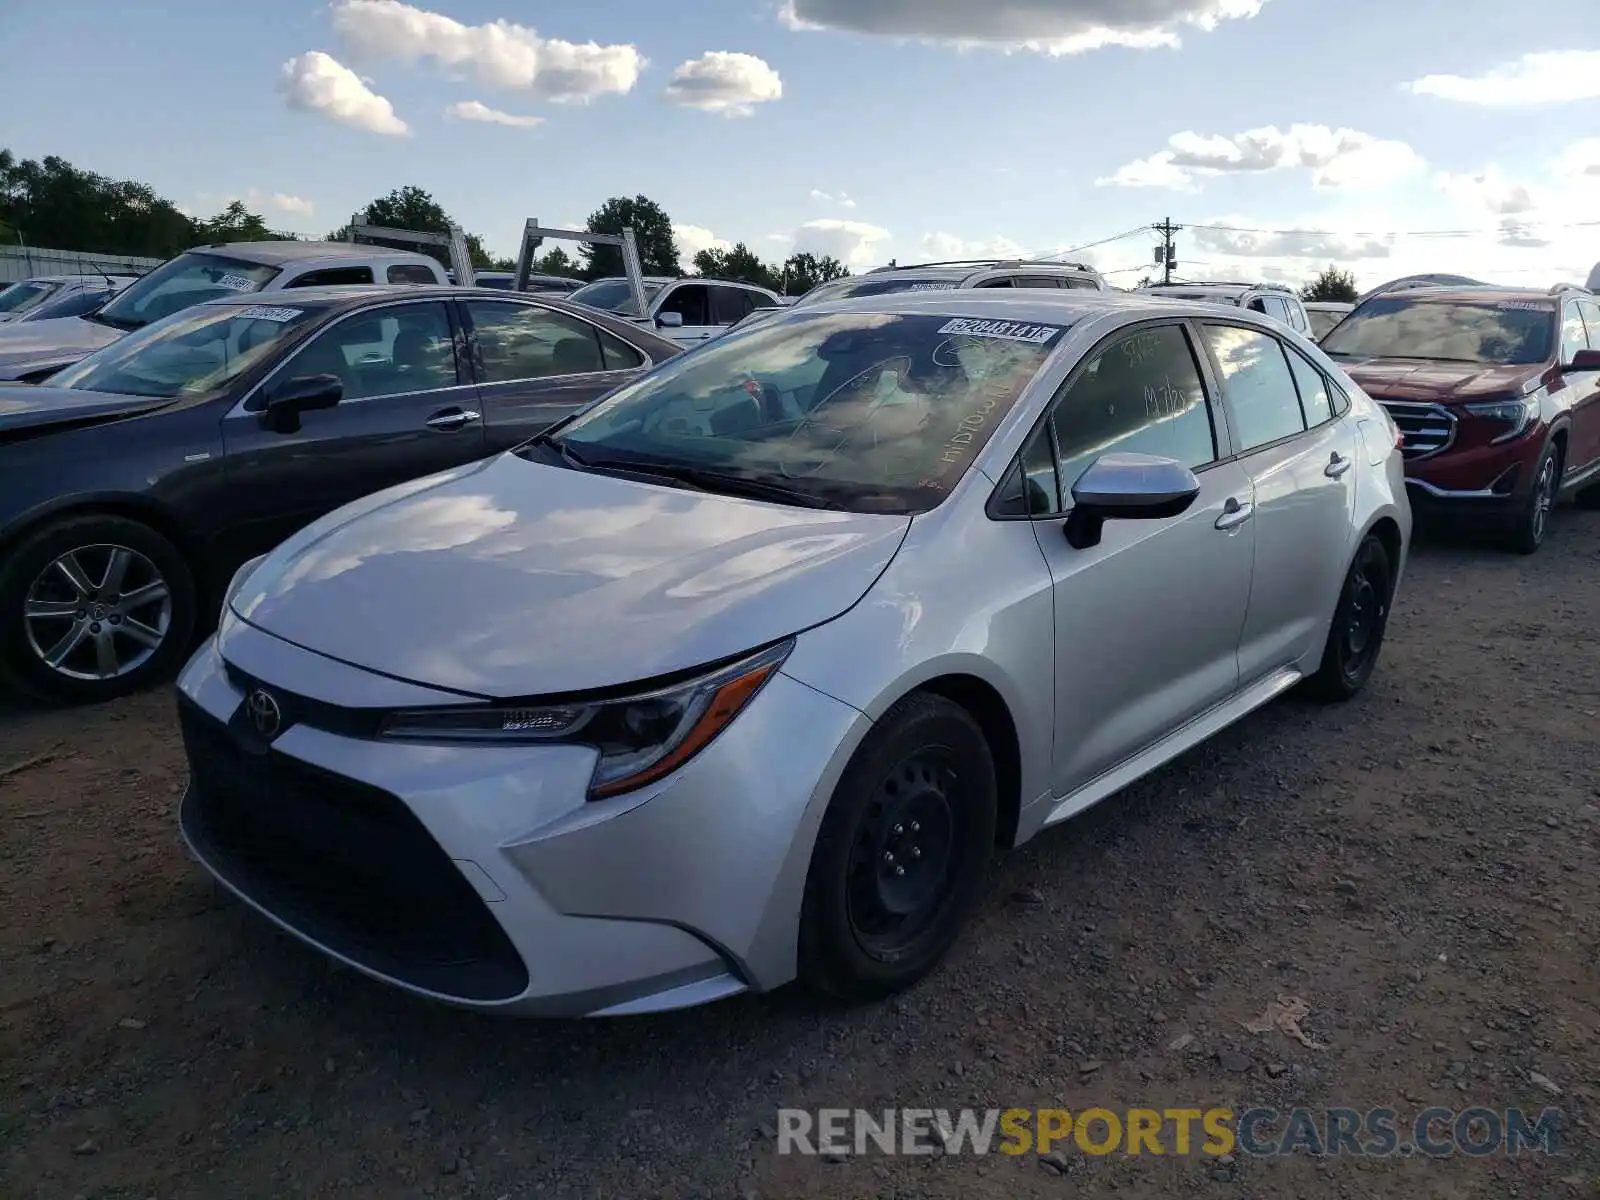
1053,225 -> 1151,257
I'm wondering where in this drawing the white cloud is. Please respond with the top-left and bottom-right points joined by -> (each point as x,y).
665,51 -> 782,116
1405,50 -> 1600,106
919,231 -> 1031,260
331,0 -> 642,102
793,218 -> 892,268
780,0 -> 1266,55
673,224 -> 731,260
445,99 -> 545,127
271,193 -> 315,215
1434,166 -> 1538,216
1099,124 -> 1424,191
810,189 -> 858,209
1554,138 -> 1600,181
1191,222 -> 1395,261
279,51 -> 409,136
1496,218 -> 1554,249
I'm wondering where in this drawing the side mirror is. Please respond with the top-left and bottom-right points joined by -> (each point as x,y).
1064,452 -> 1201,550
656,311 -> 685,329
261,373 -> 343,434
1562,348 -> 1600,371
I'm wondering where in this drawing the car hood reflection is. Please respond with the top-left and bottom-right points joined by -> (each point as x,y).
230,453 -> 912,697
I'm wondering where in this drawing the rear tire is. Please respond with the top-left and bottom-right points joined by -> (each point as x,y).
798,693 -> 997,1002
1504,441 -> 1561,554
0,514 -> 196,705
1306,535 -> 1393,703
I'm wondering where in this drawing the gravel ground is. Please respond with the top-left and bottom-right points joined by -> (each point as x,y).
2,509 -> 1598,1200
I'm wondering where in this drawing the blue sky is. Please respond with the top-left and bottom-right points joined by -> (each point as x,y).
3,0 -> 1598,289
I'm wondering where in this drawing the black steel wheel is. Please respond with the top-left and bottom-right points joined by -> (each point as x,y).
1307,535 -> 1393,702
799,693 -> 997,1001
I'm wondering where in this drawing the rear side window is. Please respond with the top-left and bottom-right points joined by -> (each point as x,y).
711,286 -> 757,325
1048,323 -> 1218,498
1285,349 -> 1335,426
1016,276 -> 1062,289
1561,302 -> 1590,362
387,264 -> 439,284
1202,325 -> 1307,451
288,266 -> 375,287
974,277 -> 1015,288
598,328 -> 645,370
1580,300 -> 1600,349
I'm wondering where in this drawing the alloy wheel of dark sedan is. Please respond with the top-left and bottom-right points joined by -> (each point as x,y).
23,544 -> 173,682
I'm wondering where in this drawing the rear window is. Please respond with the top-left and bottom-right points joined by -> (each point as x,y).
1321,296 -> 1556,366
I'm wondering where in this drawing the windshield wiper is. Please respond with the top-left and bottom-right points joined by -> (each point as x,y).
521,430 -> 592,469
622,463 -> 843,510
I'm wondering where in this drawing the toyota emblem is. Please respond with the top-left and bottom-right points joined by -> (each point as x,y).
246,688 -> 283,740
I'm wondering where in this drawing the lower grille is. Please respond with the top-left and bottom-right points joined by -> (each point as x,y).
1378,400 -> 1456,460
178,695 -> 528,1002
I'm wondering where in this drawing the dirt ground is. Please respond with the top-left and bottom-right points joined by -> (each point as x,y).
2,508 -> 1598,1200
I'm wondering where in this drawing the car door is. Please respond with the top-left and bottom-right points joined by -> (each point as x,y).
460,298 -> 651,450
654,283 -> 719,345
1566,300 -> 1600,472
1021,319 -> 1255,797
219,298 -> 486,559
1198,322 -> 1360,684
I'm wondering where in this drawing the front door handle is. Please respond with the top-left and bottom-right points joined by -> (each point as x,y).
426,408 -> 481,431
1215,497 -> 1254,531
1325,451 -> 1353,479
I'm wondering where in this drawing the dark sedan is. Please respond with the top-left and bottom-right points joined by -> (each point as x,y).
0,286 -> 681,704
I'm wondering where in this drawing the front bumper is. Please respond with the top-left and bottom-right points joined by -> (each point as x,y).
175,614 -> 870,1017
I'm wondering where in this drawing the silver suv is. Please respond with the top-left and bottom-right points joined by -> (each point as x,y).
569,276 -> 784,347
794,258 -> 1108,308
176,289 -> 1411,1016
1141,281 -> 1313,337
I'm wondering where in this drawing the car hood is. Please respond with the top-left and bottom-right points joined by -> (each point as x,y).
230,453 -> 911,698
0,385 -> 170,433
1340,358 -> 1538,404
0,316 -> 124,379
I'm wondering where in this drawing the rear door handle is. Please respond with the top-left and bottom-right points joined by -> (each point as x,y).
1215,498 -> 1254,531
1325,451 -> 1353,479
426,408 -> 481,431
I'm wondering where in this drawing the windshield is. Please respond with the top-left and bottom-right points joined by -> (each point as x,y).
95,251 -> 279,331
549,311 -> 1066,514
1321,296 -> 1555,365
0,281 -> 55,314
19,287 -> 112,323
49,301 -> 315,398
793,277 -> 961,307
1306,308 -> 1347,340
568,278 -> 665,316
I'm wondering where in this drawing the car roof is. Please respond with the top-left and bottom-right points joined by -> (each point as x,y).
580,275 -> 775,290
193,240 -> 437,266
11,273 -> 140,284
1303,301 -> 1353,309
1362,286 -> 1559,304
194,283 -> 598,308
807,287 -> 1212,326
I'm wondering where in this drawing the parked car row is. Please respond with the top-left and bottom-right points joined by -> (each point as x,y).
0,272 -> 140,324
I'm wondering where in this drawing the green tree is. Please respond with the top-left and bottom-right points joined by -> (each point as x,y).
1301,265 -> 1360,303
533,246 -> 580,278
583,194 -> 681,279
778,252 -> 849,295
331,186 -> 498,269
0,148 -> 194,259
193,199 -> 292,244
693,242 -> 779,290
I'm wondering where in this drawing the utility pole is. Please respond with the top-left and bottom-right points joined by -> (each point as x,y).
1153,217 -> 1182,284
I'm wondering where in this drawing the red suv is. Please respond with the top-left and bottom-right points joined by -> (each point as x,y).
1321,285 -> 1600,553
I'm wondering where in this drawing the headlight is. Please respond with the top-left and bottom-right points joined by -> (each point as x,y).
1463,396 -> 1539,444
380,639 -> 793,799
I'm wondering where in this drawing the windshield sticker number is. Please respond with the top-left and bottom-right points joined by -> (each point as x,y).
215,274 -> 258,292
235,305 -> 302,323
1497,301 -> 1547,311
909,283 -> 961,291
937,318 -> 1063,345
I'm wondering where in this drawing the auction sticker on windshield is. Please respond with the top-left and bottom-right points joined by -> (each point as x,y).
234,305 -> 303,323
937,318 -> 1064,345
215,274 -> 259,292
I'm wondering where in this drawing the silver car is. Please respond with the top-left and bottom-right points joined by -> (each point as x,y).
176,291 -> 1411,1017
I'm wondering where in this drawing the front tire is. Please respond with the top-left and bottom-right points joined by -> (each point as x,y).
0,514 -> 197,705
1306,534 -> 1393,702
1505,441 -> 1561,554
798,693 -> 997,1002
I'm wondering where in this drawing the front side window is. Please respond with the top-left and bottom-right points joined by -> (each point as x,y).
1580,300 -> 1600,350
1050,323 -> 1218,494
466,300 -> 611,382
550,311 -> 1068,514
387,264 -> 439,285
659,285 -> 711,326
1321,296 -> 1556,366
1203,325 -> 1306,451
50,301 -> 318,399
1560,301 -> 1590,362
277,301 -> 456,401
96,252 -> 279,331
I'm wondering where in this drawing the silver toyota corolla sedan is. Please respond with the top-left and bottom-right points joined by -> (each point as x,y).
176,290 -> 1412,1017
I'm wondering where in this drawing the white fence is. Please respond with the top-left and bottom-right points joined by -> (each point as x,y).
0,245 -> 165,284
